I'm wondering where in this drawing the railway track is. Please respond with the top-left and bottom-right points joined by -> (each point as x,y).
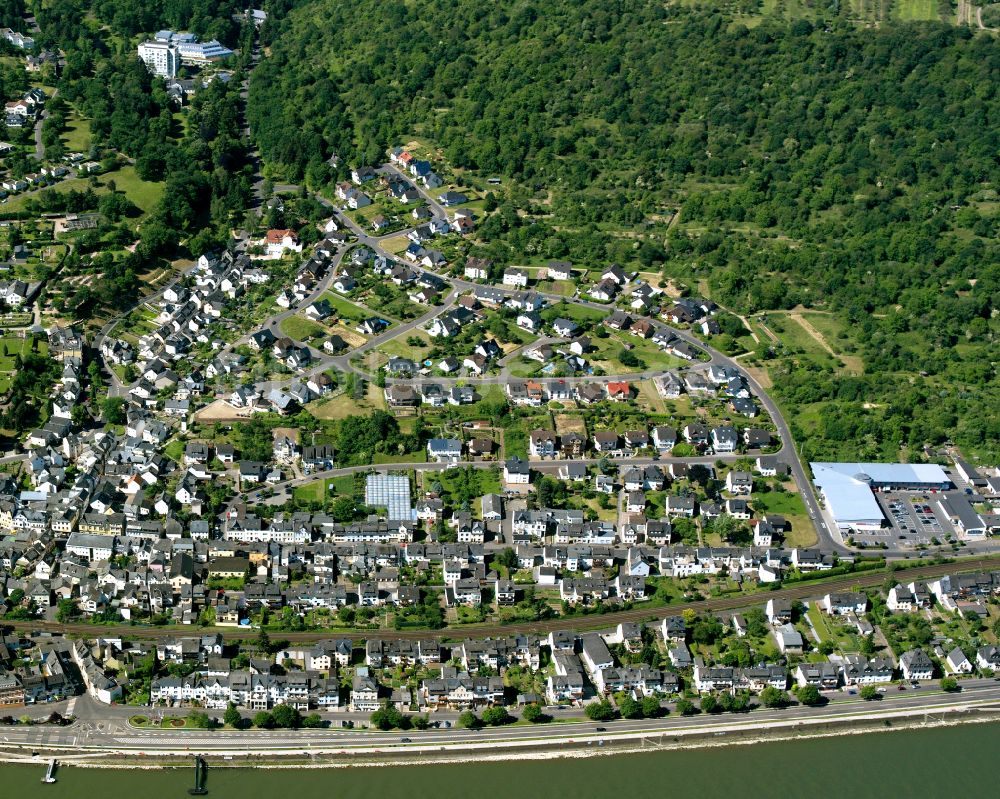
5,555 -> 997,643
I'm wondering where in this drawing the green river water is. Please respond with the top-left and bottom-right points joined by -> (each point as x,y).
5,724 -> 1000,798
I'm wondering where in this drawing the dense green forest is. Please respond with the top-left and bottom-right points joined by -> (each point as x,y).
248,2 -> 999,462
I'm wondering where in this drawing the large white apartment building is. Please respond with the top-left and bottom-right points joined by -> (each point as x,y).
138,41 -> 179,78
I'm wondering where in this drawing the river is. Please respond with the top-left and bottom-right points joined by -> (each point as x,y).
6,724 -> 1000,798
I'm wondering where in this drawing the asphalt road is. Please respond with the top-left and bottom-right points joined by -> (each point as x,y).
3,679 -> 999,757
32,88 -> 57,161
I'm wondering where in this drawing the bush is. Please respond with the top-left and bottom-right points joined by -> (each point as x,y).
521,703 -> 546,723
860,685 -> 880,701
482,706 -> 512,726
585,700 -> 616,721
457,710 -> 480,729
223,703 -> 241,727
617,695 -> 643,719
640,696 -> 664,718
253,711 -> 275,729
272,704 -> 303,729
940,677 -> 960,693
760,686 -> 790,708
370,702 -> 409,731
795,685 -> 823,706
675,699 -> 696,716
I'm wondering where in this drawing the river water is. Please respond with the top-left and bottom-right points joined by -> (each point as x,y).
6,724 -> 1000,798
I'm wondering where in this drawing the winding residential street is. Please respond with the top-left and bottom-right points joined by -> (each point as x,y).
32,88 -> 56,161
90,169 -> 847,555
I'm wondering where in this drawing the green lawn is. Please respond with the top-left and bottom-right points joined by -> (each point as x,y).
280,314 -> 325,342
320,292 -> 383,325
111,166 -> 166,214
806,604 -> 834,644
893,0 -> 940,20
163,439 -> 185,463
61,114 -> 92,152
378,330 -> 431,361
508,358 -> 543,378
293,479 -> 328,504
541,302 -> 607,325
4,165 -> 164,216
0,337 -> 47,370
589,331 -> 686,373
751,489 -> 816,548
373,450 -> 427,464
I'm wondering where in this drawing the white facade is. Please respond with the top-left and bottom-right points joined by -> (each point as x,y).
138,41 -> 179,78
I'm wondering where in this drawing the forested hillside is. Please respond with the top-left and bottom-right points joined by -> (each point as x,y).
249,3 -> 999,462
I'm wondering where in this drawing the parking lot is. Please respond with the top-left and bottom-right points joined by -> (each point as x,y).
847,491 -> 958,548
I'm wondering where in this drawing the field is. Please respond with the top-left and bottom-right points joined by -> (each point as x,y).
634,379 -> 667,414
758,312 -> 838,363
554,413 -> 587,436
377,330 -> 432,361
319,292 -> 387,326
279,314 -> 325,342
110,166 -> 166,213
61,114 -> 92,152
194,399 -> 252,422
4,165 -> 164,215
378,234 -> 411,254
293,479 -> 327,504
893,0 -> 940,21
590,331 -> 687,374
797,312 -> 865,373
308,384 -> 387,419
750,488 -> 816,548
541,302 -> 607,326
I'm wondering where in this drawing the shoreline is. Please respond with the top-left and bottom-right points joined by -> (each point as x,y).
5,705 -> 1000,771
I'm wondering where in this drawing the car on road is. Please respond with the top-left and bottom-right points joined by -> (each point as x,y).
400,737 -> 411,743
595,727 -> 606,732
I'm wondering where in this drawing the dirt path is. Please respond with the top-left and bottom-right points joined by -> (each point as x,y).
754,317 -> 779,344
956,0 -> 981,27
789,312 -> 865,373
957,0 -> 969,25
737,313 -> 759,343
789,312 -> 838,357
